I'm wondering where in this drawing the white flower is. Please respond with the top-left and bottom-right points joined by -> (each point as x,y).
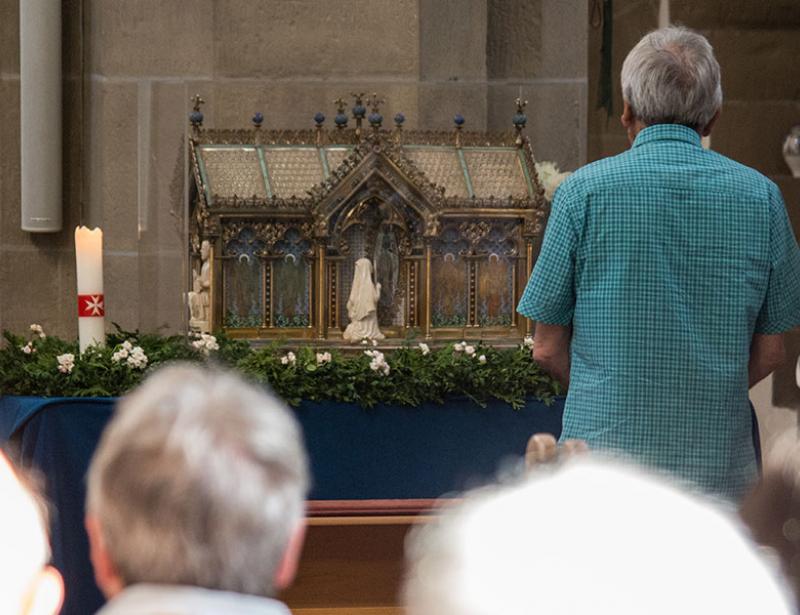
535,161 -> 571,202
369,359 -> 390,376
367,350 -> 390,375
192,333 -> 219,356
454,342 -> 465,352
30,324 -> 46,339
316,351 -> 332,365
523,335 -> 535,349
361,339 -> 369,345
112,341 -> 133,363
464,345 -> 476,356
56,353 -> 75,374
281,351 -> 296,366
478,354 -> 487,364
418,343 -> 430,356
371,339 -> 378,347
21,342 -> 35,355
126,346 -> 148,370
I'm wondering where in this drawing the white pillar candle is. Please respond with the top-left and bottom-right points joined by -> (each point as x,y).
75,226 -> 105,352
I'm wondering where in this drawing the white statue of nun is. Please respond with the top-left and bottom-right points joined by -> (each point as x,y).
343,257 -> 385,342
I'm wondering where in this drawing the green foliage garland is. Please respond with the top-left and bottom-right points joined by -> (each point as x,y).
0,326 -> 560,409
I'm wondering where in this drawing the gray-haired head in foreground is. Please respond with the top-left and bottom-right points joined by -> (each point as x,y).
86,364 -> 309,598
404,459 -> 792,615
621,26 -> 722,129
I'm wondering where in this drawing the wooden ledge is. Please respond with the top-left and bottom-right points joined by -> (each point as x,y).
306,498 -> 456,518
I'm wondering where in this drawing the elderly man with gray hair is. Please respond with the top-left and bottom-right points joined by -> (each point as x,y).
518,26 -> 800,500
85,365 -> 309,615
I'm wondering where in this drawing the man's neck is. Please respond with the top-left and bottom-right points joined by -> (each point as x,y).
628,122 -> 706,145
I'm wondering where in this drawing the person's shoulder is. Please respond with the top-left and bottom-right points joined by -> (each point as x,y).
704,150 -> 780,201
554,151 -> 633,199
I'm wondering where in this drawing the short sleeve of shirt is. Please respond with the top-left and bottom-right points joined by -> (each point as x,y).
755,183 -> 800,334
516,183 -> 579,325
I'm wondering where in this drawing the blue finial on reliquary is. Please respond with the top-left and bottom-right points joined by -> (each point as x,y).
453,113 -> 465,148
314,112 -> 326,146
513,96 -> 528,147
366,93 -> 385,131
393,112 -> 405,143
333,98 -> 348,129
351,93 -> 367,120
351,92 -> 367,138
189,94 -> 205,130
252,112 -> 264,128
368,112 -> 383,129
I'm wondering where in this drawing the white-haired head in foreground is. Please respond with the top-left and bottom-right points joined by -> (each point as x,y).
0,452 -> 63,615
86,364 -> 309,599
404,459 -> 792,615
621,25 -> 722,130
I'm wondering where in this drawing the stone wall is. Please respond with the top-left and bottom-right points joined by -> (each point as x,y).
587,0 -> 800,411
0,0 -> 588,339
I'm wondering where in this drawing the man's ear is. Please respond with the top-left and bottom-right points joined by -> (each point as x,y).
23,566 -> 63,615
620,101 -> 642,144
274,521 -> 307,592
620,100 -> 635,130
85,515 -> 124,599
700,109 -> 720,137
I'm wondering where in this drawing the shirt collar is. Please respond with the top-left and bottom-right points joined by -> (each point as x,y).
632,124 -> 702,148
98,584 -> 292,615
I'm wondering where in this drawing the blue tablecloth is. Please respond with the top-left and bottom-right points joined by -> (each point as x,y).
0,394 -> 564,615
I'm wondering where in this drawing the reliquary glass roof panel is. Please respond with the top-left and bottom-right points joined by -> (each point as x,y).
323,147 -> 355,174
462,149 -> 531,199
263,147 -> 325,199
198,146 -> 267,201
404,146 -> 470,198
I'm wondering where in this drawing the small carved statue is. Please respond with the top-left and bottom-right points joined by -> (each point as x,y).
343,258 -> 385,342
188,240 -> 211,333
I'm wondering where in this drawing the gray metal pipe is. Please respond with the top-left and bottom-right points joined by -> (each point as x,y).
20,0 -> 62,232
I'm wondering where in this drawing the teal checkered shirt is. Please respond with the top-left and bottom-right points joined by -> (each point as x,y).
518,124 -> 800,500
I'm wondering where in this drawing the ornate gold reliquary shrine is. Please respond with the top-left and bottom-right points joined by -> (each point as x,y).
187,94 -> 547,344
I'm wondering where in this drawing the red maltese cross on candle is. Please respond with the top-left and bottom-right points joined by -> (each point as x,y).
78,294 -> 105,317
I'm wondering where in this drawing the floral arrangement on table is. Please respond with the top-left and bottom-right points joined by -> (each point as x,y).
0,325 -> 560,410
